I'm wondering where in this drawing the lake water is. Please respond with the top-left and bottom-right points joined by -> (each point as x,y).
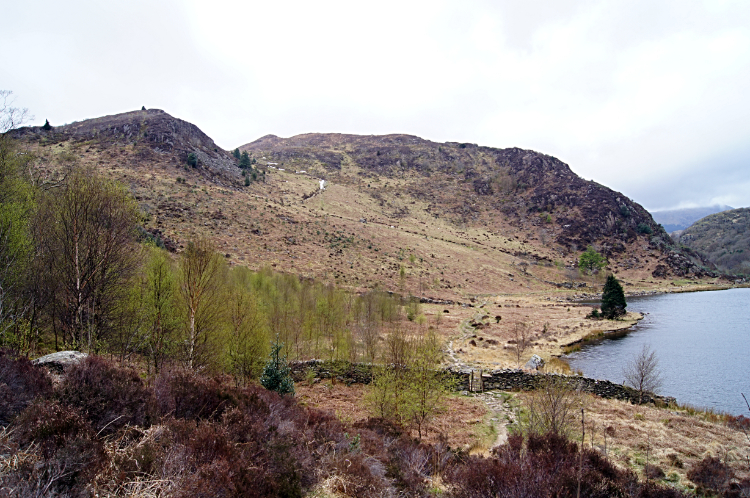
564,287 -> 750,415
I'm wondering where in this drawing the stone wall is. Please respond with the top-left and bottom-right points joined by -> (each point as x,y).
289,360 -> 675,406
290,360 -> 375,385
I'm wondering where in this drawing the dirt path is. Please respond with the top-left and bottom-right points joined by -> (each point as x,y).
473,391 -> 515,450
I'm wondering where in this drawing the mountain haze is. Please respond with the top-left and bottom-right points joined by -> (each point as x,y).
651,205 -> 734,233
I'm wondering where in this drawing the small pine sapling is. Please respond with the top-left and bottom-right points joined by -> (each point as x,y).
260,336 -> 295,396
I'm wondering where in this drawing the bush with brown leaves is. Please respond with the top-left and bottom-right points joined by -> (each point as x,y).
0,349 -> 52,425
57,355 -> 153,436
9,401 -> 105,496
445,432 -> 687,498
154,368 -> 237,421
687,456 -> 734,495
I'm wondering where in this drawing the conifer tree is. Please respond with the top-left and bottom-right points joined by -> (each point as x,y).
601,274 -> 626,319
260,335 -> 295,395
239,151 -> 251,169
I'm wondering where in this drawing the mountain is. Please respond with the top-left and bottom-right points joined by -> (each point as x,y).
11,109 -> 720,298
673,207 -> 750,275
651,205 -> 733,233
242,133 -> 662,252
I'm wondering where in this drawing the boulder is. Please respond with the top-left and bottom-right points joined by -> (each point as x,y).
32,350 -> 88,373
524,354 -> 545,371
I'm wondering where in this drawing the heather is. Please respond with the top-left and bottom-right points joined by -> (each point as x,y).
0,352 -> 695,497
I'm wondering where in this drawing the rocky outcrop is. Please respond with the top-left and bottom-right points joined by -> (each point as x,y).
13,109 -> 241,183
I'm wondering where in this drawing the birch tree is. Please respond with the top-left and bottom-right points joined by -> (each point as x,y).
35,167 -> 139,350
178,239 -> 225,369
623,344 -> 663,404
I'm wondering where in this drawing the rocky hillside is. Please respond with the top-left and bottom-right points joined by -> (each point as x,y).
674,207 -> 750,275
243,133 -> 719,280
12,108 -> 241,186
9,110 -> 723,299
243,134 -> 665,253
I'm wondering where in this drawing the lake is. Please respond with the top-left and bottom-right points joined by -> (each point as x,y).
564,287 -> 750,415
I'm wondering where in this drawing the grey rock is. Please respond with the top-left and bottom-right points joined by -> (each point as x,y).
32,351 -> 88,373
524,354 -> 545,371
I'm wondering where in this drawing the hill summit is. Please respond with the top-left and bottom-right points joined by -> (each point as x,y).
13,108 -> 240,185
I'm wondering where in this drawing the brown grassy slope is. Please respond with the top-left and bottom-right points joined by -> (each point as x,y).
242,132 -> 721,285
12,110 -> 727,303
297,382 -> 750,489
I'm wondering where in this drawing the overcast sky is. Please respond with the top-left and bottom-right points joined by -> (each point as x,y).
3,1 -> 750,211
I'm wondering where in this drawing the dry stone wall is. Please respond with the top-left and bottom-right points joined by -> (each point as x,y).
290,360 -> 676,406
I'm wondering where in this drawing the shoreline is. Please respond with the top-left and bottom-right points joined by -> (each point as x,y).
558,313 -> 643,354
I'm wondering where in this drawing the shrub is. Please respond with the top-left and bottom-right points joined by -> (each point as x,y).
725,413 -> 750,431
687,456 -> 733,494
187,152 -> 198,167
0,350 -> 52,425
586,308 -> 601,319
521,376 -> 581,438
57,355 -> 154,436
446,432 -> 687,498
154,368 -> 237,421
645,463 -> 665,479
12,400 -> 105,494
666,452 -> 684,468
637,222 -> 653,235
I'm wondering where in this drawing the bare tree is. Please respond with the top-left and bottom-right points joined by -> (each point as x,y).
623,344 -> 663,404
523,375 -> 582,438
0,90 -> 31,134
512,321 -> 529,367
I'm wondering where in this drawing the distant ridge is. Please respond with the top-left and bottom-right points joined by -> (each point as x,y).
651,205 -> 733,233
